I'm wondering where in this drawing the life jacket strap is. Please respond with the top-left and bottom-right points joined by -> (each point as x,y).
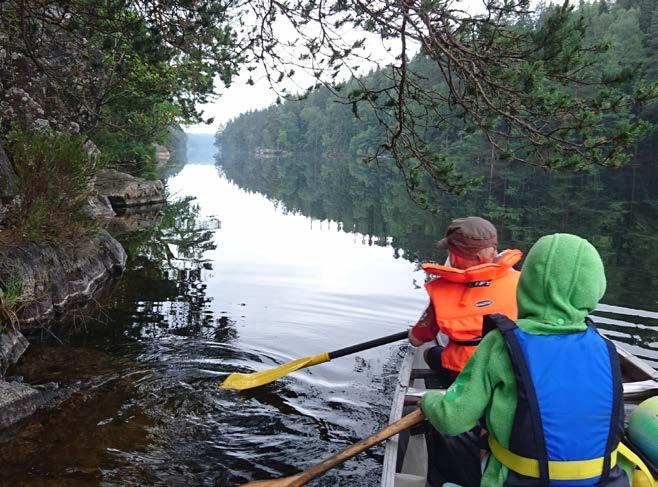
618,443 -> 657,487
449,337 -> 482,346
488,435 -> 619,481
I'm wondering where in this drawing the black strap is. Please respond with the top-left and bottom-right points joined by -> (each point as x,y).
492,314 -> 550,485
505,333 -> 550,484
601,335 -> 624,482
450,337 -> 482,346
483,313 -> 516,336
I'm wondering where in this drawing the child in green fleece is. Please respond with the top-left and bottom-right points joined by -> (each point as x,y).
421,233 -> 627,486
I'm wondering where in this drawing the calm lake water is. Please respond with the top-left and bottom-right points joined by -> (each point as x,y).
1,141 -> 657,485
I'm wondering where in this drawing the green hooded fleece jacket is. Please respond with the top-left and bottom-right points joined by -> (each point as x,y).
420,233 -> 608,486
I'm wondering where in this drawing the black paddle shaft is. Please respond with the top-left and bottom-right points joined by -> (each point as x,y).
328,330 -> 409,360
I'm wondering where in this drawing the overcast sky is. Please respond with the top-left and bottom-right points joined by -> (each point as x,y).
184,24 -> 407,134
184,72 -> 274,134
184,0 -> 514,135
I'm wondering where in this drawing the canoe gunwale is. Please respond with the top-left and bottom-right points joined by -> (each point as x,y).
381,343 -> 416,487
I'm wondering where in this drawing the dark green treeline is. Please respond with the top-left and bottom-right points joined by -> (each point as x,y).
218,0 -> 658,165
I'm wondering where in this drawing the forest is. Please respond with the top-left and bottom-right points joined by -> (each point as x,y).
0,0 -> 231,240
218,0 -> 658,194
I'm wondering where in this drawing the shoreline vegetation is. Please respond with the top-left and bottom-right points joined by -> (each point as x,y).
0,131 -> 183,326
0,141 -> 178,430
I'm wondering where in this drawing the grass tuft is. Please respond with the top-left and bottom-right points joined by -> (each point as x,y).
0,278 -> 25,331
5,130 -> 99,242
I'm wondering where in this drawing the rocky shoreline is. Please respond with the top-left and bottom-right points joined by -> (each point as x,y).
0,144 -> 169,429
0,231 -> 127,324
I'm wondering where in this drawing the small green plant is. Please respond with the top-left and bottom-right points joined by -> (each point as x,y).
0,278 -> 25,331
91,127 -> 157,169
6,130 -> 99,241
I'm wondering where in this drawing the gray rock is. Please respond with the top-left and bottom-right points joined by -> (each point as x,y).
153,143 -> 171,164
0,330 -> 28,376
94,169 -> 165,209
84,139 -> 101,162
0,380 -> 57,429
86,193 -> 116,219
0,230 -> 127,324
31,118 -> 51,132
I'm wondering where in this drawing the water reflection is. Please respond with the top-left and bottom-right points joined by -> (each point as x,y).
218,154 -> 658,294
218,152 -> 658,363
3,165 -> 421,485
114,196 -> 220,340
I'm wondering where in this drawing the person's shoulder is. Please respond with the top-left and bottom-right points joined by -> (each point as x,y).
475,329 -> 513,381
478,316 -> 512,355
480,327 -> 505,348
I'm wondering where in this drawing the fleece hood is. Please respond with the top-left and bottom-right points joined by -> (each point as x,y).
516,233 -> 606,335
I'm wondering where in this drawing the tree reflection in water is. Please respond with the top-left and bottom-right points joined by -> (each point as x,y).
218,152 -> 658,357
107,195 -> 226,342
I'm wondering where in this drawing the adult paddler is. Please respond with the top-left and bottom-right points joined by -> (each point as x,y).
408,216 -> 523,385
421,233 -> 630,486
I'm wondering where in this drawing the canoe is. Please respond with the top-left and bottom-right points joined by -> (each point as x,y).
381,314 -> 658,487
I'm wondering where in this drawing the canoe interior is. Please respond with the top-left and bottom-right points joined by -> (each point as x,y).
381,330 -> 658,487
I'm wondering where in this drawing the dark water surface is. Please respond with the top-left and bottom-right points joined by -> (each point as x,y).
1,147 -> 657,485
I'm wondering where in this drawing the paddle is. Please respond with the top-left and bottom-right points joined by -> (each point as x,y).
242,408 -> 425,486
220,330 -> 409,390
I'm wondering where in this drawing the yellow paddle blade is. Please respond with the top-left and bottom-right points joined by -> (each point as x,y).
220,352 -> 330,391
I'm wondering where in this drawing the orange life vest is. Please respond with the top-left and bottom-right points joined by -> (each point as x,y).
422,249 -> 523,372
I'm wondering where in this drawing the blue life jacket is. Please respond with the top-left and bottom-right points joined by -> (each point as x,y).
484,314 -> 628,487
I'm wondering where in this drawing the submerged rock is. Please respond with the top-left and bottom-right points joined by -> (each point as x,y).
0,380 -> 57,429
106,204 -> 164,236
0,230 -> 126,324
91,169 -> 166,233
94,169 -> 165,209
